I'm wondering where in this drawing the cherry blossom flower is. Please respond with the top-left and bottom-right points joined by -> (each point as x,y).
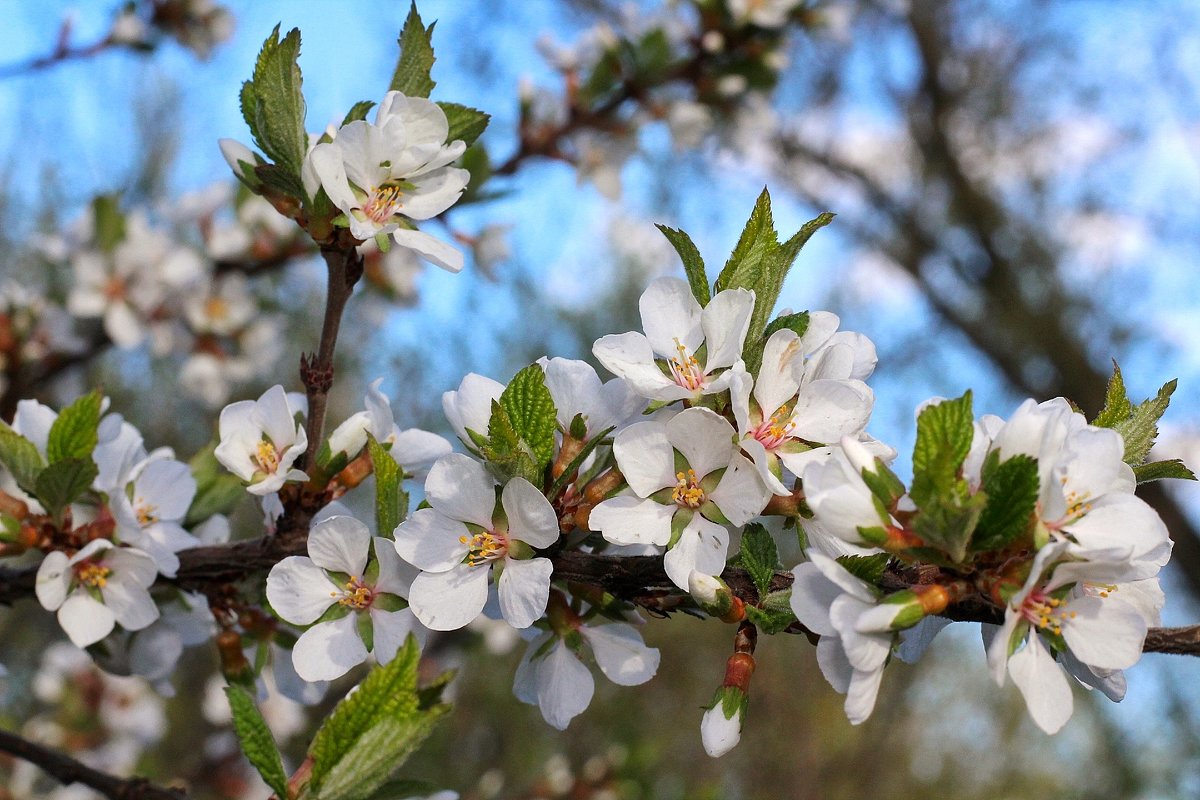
214,385 -> 308,496
727,0 -> 802,28
593,277 -> 755,402
800,435 -> 896,548
35,541 -> 159,648
326,378 -> 451,471
110,458 -> 198,578
700,693 -> 745,757
441,372 -> 505,450
266,515 -> 426,682
589,407 -> 771,589
304,91 -> 470,271
513,621 -> 660,729
539,357 -> 645,439
393,454 -> 558,631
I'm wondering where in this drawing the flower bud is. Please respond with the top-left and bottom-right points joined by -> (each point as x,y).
219,139 -> 259,187
701,685 -> 747,758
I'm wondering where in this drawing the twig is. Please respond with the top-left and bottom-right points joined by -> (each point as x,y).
0,727 -> 187,800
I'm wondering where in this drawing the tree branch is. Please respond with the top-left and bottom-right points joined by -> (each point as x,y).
0,727 -> 187,800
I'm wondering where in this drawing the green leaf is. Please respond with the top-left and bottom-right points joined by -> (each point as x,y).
46,392 -> 103,464
92,195 -> 125,253
714,188 -> 778,298
481,401 -> 538,484
314,713 -> 449,800
737,523 -> 780,600
1134,459 -> 1197,484
309,638 -> 423,787
1092,361 -> 1133,429
0,422 -> 44,494
389,4 -> 436,98
342,100 -> 376,126
224,685 -> 289,799
438,102 -> 490,147
35,458 -> 98,517
912,492 -> 987,564
859,459 -> 907,508
184,444 -> 247,527
972,453 -> 1039,552
910,392 -> 975,507
499,364 -> 558,470
361,780 -> 443,800
835,554 -> 889,585
254,162 -> 306,201
241,26 -> 308,181
762,311 -> 810,342
1115,378 -> 1177,467
656,224 -> 710,306
369,435 -> 408,536
744,589 -> 795,634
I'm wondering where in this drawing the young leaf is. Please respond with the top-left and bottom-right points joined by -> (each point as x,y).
910,392 -> 974,507
835,553 -> 890,585
499,364 -> 558,470
656,224 -> 710,306
1114,378 -> 1177,466
341,100 -> 376,126
714,188 -> 777,297
314,712 -> 449,800
242,26 -> 308,180
369,435 -> 408,535
737,522 -> 780,600
762,311 -> 810,342
46,392 -> 103,464
1092,361 -> 1133,429
0,423 -> 45,494
912,492 -> 987,564
1134,459 -> 1197,484
92,194 -> 126,253
438,102 -> 490,147
744,589 -> 795,634
308,638 -> 423,787
35,458 -> 98,517
184,444 -> 247,527
224,685 -> 289,799
390,3 -> 436,98
972,454 -> 1039,552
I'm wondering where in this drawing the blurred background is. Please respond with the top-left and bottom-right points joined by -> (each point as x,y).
1,0 -> 1199,797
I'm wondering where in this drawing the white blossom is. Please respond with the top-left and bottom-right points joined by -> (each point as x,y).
214,385 -> 308,495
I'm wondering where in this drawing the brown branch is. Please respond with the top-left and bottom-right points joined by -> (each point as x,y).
0,727 -> 187,800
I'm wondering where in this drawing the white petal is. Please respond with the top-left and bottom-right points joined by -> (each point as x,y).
788,562 -> 840,636
700,704 -> 742,757
512,632 -> 554,705
390,428 -> 453,472
307,516 -> 371,576
59,592 -> 117,648
409,564 -> 491,631
580,624 -> 660,686
36,551 -> 72,611
1060,596 -> 1146,671
588,496 -> 675,546
667,408 -> 735,481
537,639 -> 595,730
498,557 -> 553,628
663,517 -> 728,590
708,453 -> 772,525
370,607 -> 425,664
700,287 -> 755,370
101,577 -> 160,631
830,594 -> 890,672
789,379 -> 874,444
844,667 -> 884,725
390,228 -> 464,273
754,329 -> 804,416
424,453 -> 496,528
266,557 -> 338,625
640,277 -> 703,357
373,536 -> 419,598
392,508 -> 471,572
593,332 -> 688,402
291,615 -> 368,682
814,635 -> 853,694
1008,635 -> 1074,734
503,479 -> 560,549
612,421 -> 676,497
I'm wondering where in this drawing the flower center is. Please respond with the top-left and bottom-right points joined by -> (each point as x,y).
1049,476 -> 1094,529
459,530 -> 508,566
254,439 -> 281,474
752,408 -> 795,451
363,183 -> 405,224
1020,588 -> 1077,637
136,503 -> 159,526
103,276 -> 127,302
668,338 -> 705,391
332,576 -> 374,610
204,295 -> 230,321
672,469 -> 706,509
76,562 -> 112,589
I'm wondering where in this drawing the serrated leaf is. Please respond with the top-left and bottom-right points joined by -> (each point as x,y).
184,444 -> 247,527
859,459 -> 907,508
737,522 -> 779,600
499,365 -> 558,470
714,188 -> 777,297
438,102 -> 490,147
744,589 -> 795,634
254,162 -> 306,202
315,713 -> 448,800
35,457 -> 97,517
369,435 -> 408,536
342,100 -> 376,126
1093,361 -> 1133,429
0,422 -> 44,494
242,26 -> 308,182
390,4 -> 436,98
835,553 -> 890,585
912,491 -> 987,564
1115,378 -> 1177,466
972,453 -> 1039,552
363,780 -> 443,800
1134,459 -> 1197,483
763,311 -> 809,342
92,195 -> 125,253
224,685 -> 288,799
46,392 -> 102,464
910,392 -> 974,507
656,224 -> 710,306
309,638 -> 422,786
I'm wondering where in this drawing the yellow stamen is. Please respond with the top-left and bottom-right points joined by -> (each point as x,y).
254,440 -> 280,474
461,531 -> 507,566
363,183 -> 405,223
77,562 -> 111,589
672,469 -> 706,509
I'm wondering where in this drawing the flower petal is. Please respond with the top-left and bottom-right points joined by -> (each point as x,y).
498,557 -> 553,628
588,496 -> 675,547
503,478 -> 560,549
392,508 -> 471,572
613,421 -> 676,497
537,639 -> 595,730
59,592 -> 116,648
424,453 -> 496,528
1008,635 -> 1074,734
409,564 -> 491,631
307,516 -> 371,576
266,557 -> 338,626
291,614 -> 368,682
580,623 -> 660,686
663,516 -> 728,590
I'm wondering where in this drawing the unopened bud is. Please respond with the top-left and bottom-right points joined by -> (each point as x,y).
689,571 -> 743,622
701,685 -> 747,758
217,630 -> 253,686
